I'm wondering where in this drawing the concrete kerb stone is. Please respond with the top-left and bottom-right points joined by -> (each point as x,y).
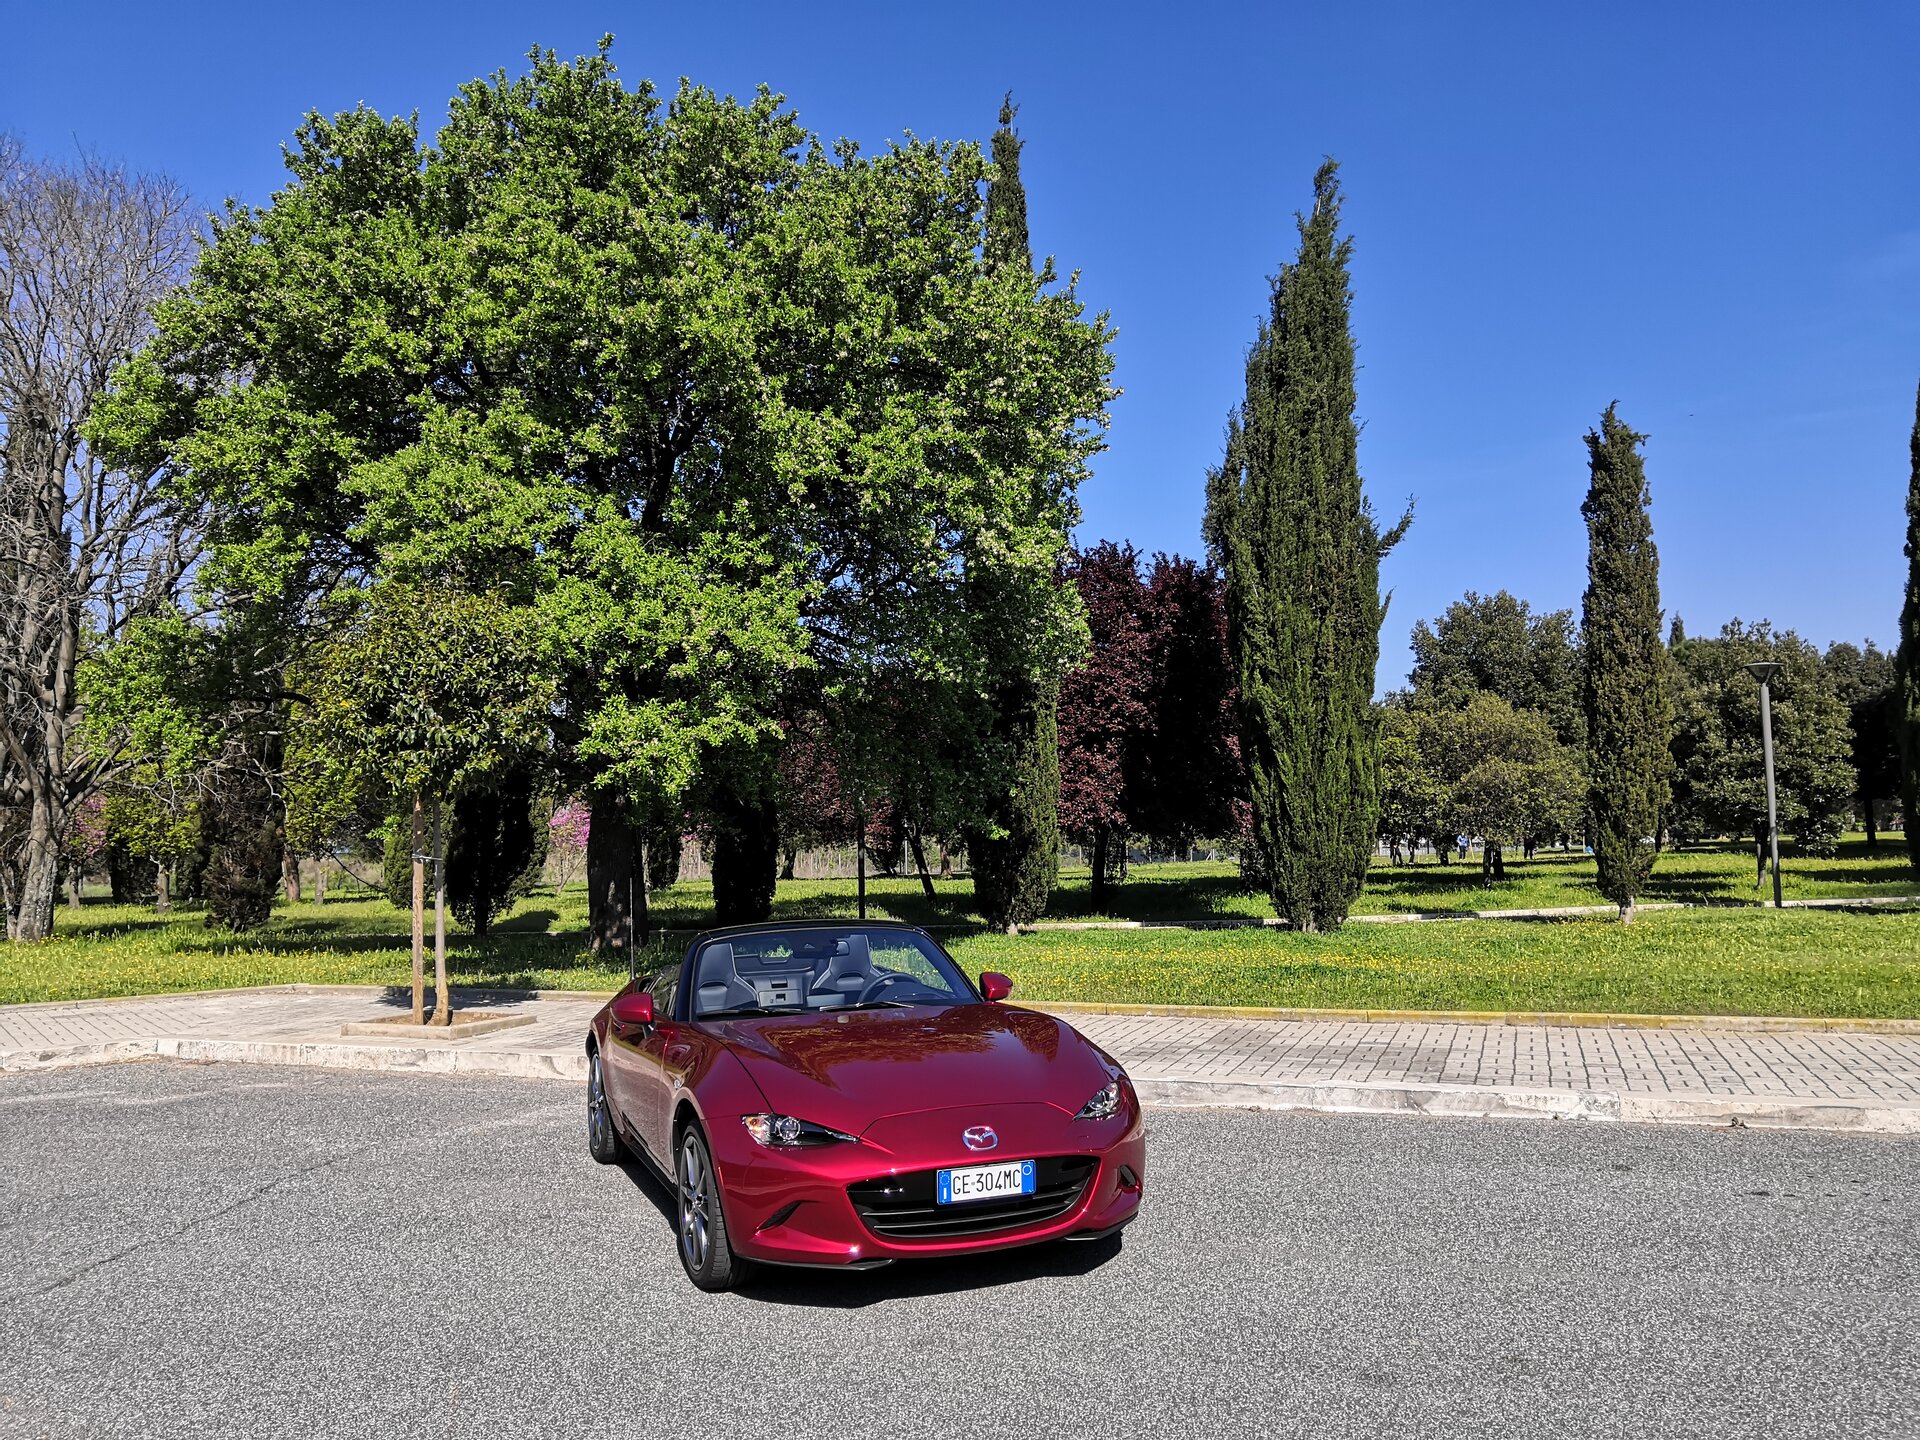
7,1030 -> 1918,1134
1133,1077 -> 1920,1135
1029,1000 -> 1920,1036
1022,893 -> 1920,931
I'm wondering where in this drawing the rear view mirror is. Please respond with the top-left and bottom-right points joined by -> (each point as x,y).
611,991 -> 655,1028
979,971 -> 1013,1002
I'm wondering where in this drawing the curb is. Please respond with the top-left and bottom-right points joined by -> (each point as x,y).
0,1036 -> 585,1083
1131,1076 -> 1920,1134
1023,894 -> 1920,931
7,1039 -> 1913,1134
1027,1000 -> 1920,1035
7,984 -> 1913,1035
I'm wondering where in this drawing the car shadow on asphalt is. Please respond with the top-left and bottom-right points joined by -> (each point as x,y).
740,1233 -> 1127,1309
613,1151 -> 1126,1308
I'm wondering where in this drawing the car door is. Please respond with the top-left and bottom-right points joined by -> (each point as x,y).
603,972 -> 674,1160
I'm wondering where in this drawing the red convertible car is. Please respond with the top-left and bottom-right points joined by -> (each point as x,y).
586,921 -> 1145,1290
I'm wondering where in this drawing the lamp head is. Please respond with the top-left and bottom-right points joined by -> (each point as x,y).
1744,661 -> 1784,686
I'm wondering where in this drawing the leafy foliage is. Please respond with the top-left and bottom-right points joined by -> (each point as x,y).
447,765 -> 548,935
1132,555 -> 1241,854
1057,542 -> 1154,905
100,45 -> 1113,940
1379,697 -> 1583,877
1669,621 -> 1855,851
1821,640 -> 1899,846
1203,161 -> 1408,932
1408,590 -> 1583,748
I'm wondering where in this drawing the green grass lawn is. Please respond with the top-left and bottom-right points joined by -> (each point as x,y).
6,846 -> 1918,1017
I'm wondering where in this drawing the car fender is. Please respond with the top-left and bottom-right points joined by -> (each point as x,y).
675,1044 -> 771,1179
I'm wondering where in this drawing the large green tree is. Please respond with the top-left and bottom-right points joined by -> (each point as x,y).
99,45 -> 1113,943
1378,696 -> 1582,878
1898,380 -> 1920,874
1203,162 -> 1408,932
1668,621 -> 1855,860
1408,590 -> 1583,747
1580,405 -> 1670,922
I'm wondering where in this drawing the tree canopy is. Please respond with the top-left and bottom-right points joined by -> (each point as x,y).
97,44 -> 1114,936
1408,589 -> 1582,747
1668,621 -> 1854,851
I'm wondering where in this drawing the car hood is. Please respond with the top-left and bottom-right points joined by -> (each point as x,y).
712,1003 -> 1108,1133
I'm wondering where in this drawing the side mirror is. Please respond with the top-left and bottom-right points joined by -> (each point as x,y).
979,971 -> 1013,1003
611,991 -> 655,1029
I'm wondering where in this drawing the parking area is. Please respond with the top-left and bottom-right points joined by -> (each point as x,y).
2,1062 -> 1916,1438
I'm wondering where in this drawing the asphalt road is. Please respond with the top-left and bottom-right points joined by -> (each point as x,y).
1,1063 -> 1915,1440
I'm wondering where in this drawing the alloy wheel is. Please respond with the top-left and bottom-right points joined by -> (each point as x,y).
678,1134 -> 711,1272
588,1053 -> 610,1150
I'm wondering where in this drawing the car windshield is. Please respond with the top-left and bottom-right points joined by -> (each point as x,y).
689,927 -> 973,1019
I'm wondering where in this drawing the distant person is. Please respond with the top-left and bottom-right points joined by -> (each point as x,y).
1456,834 -> 1469,861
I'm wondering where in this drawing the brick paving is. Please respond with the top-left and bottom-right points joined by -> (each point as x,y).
1061,1011 -> 1920,1104
2,987 -> 1918,1113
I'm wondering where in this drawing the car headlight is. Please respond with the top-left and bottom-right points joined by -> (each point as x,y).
1075,1080 -> 1124,1120
741,1113 -> 859,1147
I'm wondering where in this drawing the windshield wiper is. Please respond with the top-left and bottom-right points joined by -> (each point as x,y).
704,1005 -> 798,1019
840,999 -> 931,1011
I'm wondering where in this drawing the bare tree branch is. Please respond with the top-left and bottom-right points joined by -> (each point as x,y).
0,136 -> 202,939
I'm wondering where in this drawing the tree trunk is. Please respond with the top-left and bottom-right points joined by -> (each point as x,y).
1619,897 -> 1636,925
314,864 -> 327,904
1755,826 -> 1768,889
11,792 -> 63,941
1492,847 -> 1507,882
907,824 -> 936,901
281,846 -> 301,904
938,842 -> 952,880
855,797 -> 867,921
1089,827 -> 1111,912
154,861 -> 171,914
1864,791 -> 1879,851
780,847 -> 797,881
410,793 -> 426,1024
634,837 -> 651,947
432,801 -> 450,1026
1480,847 -> 1494,886
586,790 -> 637,951
66,869 -> 83,909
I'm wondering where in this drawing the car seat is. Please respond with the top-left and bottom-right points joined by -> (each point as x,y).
808,932 -> 874,998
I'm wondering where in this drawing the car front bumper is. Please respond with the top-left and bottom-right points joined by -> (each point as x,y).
714,1100 -> 1147,1267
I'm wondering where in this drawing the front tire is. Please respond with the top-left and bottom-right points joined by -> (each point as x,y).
675,1124 -> 747,1292
587,1049 -> 624,1165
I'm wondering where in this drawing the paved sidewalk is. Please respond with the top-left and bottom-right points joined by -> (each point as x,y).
3,985 -> 1918,1132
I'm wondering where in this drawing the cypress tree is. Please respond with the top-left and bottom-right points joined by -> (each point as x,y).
985,93 -> 1031,272
966,91 -> 1061,933
1203,161 -> 1408,933
1580,404 -> 1671,922
1897,380 -> 1920,874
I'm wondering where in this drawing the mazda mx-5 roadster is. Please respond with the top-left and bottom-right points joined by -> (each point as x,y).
585,921 -> 1145,1290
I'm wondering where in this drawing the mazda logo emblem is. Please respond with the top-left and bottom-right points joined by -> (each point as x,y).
961,1125 -> 998,1152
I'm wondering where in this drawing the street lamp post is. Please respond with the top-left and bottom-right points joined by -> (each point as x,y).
1745,661 -> 1784,909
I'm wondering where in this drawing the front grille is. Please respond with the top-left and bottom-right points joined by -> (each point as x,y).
848,1156 -> 1097,1240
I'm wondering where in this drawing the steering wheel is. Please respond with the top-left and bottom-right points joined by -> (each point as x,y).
854,971 -> 907,1005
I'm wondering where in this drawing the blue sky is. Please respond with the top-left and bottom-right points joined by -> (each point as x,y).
8,2 -> 1916,683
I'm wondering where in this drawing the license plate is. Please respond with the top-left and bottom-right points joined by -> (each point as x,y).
937,1159 -> 1036,1204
